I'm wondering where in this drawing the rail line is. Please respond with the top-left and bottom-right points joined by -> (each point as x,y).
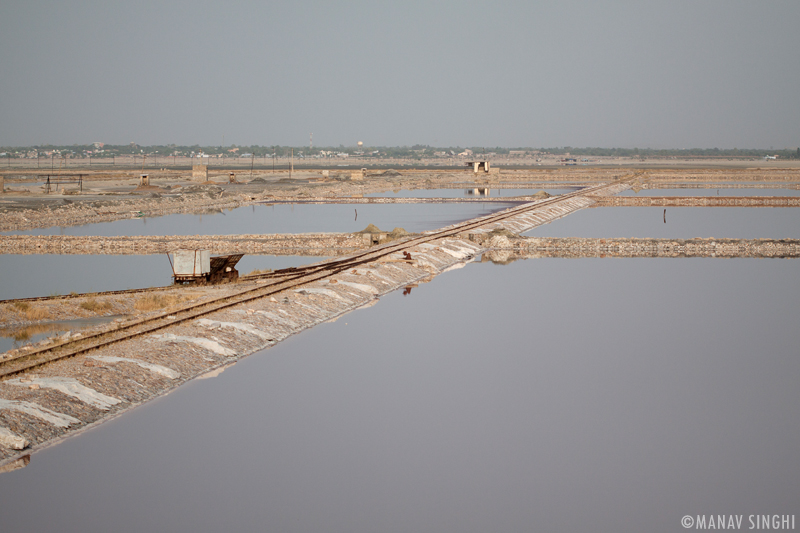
0,178 -> 633,378
0,285 -> 179,305
0,267 -> 331,306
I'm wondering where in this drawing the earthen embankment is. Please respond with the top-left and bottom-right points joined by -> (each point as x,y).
0,233 -> 367,255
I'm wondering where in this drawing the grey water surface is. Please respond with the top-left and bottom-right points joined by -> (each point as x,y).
365,188 -> 577,198
4,202 -> 515,237
0,257 -> 797,533
0,254 -> 324,301
0,254 -> 327,352
524,206 -> 800,239
618,187 -> 800,196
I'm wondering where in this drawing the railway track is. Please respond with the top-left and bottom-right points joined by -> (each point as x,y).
0,178 -> 633,378
0,285 -> 178,305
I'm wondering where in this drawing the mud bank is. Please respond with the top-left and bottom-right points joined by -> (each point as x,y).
0,233 -> 368,255
480,237 -> 800,260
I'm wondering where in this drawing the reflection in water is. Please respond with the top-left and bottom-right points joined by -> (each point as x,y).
0,258 -> 797,531
0,322 -> 69,342
0,255 -> 326,301
525,206 -> 800,239
619,187 -> 800,197
6,203 -> 514,237
0,455 -> 30,475
365,188 -> 578,198
0,315 -> 121,353
480,250 -> 521,265
197,362 -> 236,380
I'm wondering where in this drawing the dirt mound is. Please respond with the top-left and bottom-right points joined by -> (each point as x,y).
487,228 -> 519,239
380,169 -> 402,177
357,223 -> 382,234
182,185 -> 224,199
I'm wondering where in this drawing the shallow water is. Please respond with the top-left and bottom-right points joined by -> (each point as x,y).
619,187 -> 800,196
365,188 -> 577,198
0,254 -> 324,300
5,202 -> 515,237
524,206 -> 800,239
0,315 -> 120,354
0,257 -> 797,532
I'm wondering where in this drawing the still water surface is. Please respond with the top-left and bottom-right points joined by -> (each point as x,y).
0,254 -> 324,300
619,187 -> 800,196
5,203 -> 515,237
0,254 -> 327,351
0,257 -> 797,532
524,206 -> 800,239
0,315 -> 120,354
365,188 -> 577,198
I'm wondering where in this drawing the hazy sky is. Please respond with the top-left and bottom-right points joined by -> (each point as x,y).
1,0 -> 798,148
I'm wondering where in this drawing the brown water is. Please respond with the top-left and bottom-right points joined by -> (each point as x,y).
1,256 -> 797,532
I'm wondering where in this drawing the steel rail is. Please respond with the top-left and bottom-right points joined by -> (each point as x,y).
0,286 -> 178,305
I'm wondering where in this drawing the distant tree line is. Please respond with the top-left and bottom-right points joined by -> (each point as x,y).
1,144 -> 798,160
539,147 -> 800,159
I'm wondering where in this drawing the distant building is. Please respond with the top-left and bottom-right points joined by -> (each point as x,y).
466,160 -> 498,174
